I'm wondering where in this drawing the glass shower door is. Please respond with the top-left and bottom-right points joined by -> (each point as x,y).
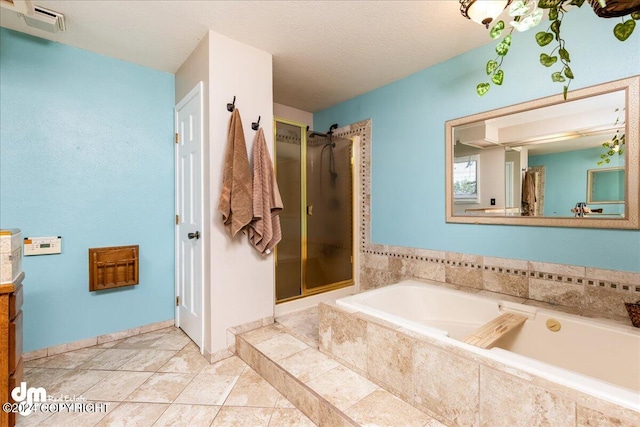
274,121 -> 303,301
274,118 -> 354,303
305,136 -> 353,291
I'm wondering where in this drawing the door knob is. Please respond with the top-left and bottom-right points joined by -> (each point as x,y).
188,231 -> 200,240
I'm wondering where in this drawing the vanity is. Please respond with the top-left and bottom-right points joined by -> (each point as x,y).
1,229 -> 23,427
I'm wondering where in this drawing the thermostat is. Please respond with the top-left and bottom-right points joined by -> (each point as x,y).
24,236 -> 62,256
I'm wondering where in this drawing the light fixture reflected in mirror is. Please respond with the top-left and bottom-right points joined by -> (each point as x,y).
459,0 -> 511,28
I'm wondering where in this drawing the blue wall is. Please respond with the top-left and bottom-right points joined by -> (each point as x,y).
530,147 -> 625,217
0,29 -> 175,351
315,6 -> 640,272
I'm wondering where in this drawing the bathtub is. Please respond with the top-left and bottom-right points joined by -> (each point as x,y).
336,280 -> 640,412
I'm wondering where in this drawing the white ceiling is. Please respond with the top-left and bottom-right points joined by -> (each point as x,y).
0,1 -> 494,112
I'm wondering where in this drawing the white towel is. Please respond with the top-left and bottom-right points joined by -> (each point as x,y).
248,128 -> 283,254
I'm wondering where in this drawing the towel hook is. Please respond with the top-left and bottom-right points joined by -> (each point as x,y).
251,116 -> 261,131
226,96 -> 236,112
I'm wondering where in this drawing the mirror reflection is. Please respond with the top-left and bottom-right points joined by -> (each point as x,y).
452,90 -> 626,218
445,76 -> 639,229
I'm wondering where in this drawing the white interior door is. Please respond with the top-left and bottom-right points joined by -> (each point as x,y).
175,82 -> 204,350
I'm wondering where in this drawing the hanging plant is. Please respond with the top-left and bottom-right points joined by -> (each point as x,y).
597,108 -> 626,165
476,0 -> 640,99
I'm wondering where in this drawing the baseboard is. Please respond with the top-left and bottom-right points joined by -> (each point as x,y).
23,319 -> 175,361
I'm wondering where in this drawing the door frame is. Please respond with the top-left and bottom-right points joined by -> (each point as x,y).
174,81 -> 205,352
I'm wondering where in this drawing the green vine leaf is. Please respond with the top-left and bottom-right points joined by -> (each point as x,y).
535,32 -> 554,46
551,71 -> 566,82
490,21 -> 505,39
614,20 -> 636,41
492,70 -> 505,85
549,7 -> 558,20
496,35 -> 512,56
563,85 -> 568,100
631,11 -> 640,20
477,83 -> 490,96
564,66 -> 574,79
559,48 -> 570,62
550,20 -> 561,41
538,0 -> 562,8
540,53 -> 558,66
605,158 -> 611,163
619,148 -> 625,155
569,0 -> 585,6
602,142 -> 610,148
486,60 -> 498,75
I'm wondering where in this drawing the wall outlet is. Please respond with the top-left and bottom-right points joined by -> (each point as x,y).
490,198 -> 496,206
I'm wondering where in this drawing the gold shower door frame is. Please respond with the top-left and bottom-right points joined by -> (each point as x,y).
274,117 -> 355,304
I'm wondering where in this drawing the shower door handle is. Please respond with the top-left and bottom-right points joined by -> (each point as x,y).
307,205 -> 313,216
188,231 -> 200,240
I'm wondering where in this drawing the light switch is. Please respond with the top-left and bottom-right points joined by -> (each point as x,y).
24,236 -> 62,256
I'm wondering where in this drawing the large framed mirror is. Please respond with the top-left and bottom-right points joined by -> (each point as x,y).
445,76 -> 639,229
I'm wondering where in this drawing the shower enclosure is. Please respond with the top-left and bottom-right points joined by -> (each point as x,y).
274,118 -> 354,302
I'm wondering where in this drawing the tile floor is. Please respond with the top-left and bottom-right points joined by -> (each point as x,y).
18,327 -> 314,427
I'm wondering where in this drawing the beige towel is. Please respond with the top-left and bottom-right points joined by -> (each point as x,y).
218,109 -> 253,237
521,170 -> 536,217
248,128 -> 283,254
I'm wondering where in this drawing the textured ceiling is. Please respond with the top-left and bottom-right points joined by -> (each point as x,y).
0,1 -> 494,112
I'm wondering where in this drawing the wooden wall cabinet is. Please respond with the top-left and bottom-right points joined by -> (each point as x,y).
89,245 -> 139,291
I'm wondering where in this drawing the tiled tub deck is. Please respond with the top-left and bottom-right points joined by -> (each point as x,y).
318,300 -> 640,427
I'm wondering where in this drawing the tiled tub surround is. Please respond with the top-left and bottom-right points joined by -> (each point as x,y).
359,249 -> 640,325
319,295 -> 640,427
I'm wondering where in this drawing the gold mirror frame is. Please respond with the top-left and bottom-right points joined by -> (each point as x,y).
445,76 -> 639,229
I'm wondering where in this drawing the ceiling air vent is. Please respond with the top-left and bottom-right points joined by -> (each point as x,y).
21,6 -> 66,33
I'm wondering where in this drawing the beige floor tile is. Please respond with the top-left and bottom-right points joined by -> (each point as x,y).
254,333 -> 309,361
114,331 -> 168,349
306,365 -> 379,410
45,369 -> 112,397
23,368 -> 69,389
276,307 -> 319,347
268,407 -> 315,427
78,348 -> 139,370
210,406 -> 273,427
16,410 -> 53,426
345,389 -> 431,427
274,396 -> 295,409
95,402 -> 168,426
158,342 -> 209,373
37,402 -> 113,427
200,355 -> 248,376
239,324 -> 284,345
424,418 -> 449,427
149,331 -> 192,351
83,371 -> 153,401
277,347 -> 339,382
117,349 -> 177,371
25,348 -> 105,369
174,373 -> 239,405
95,339 -> 124,349
224,367 -> 283,408
125,372 -> 194,403
153,403 -> 221,427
